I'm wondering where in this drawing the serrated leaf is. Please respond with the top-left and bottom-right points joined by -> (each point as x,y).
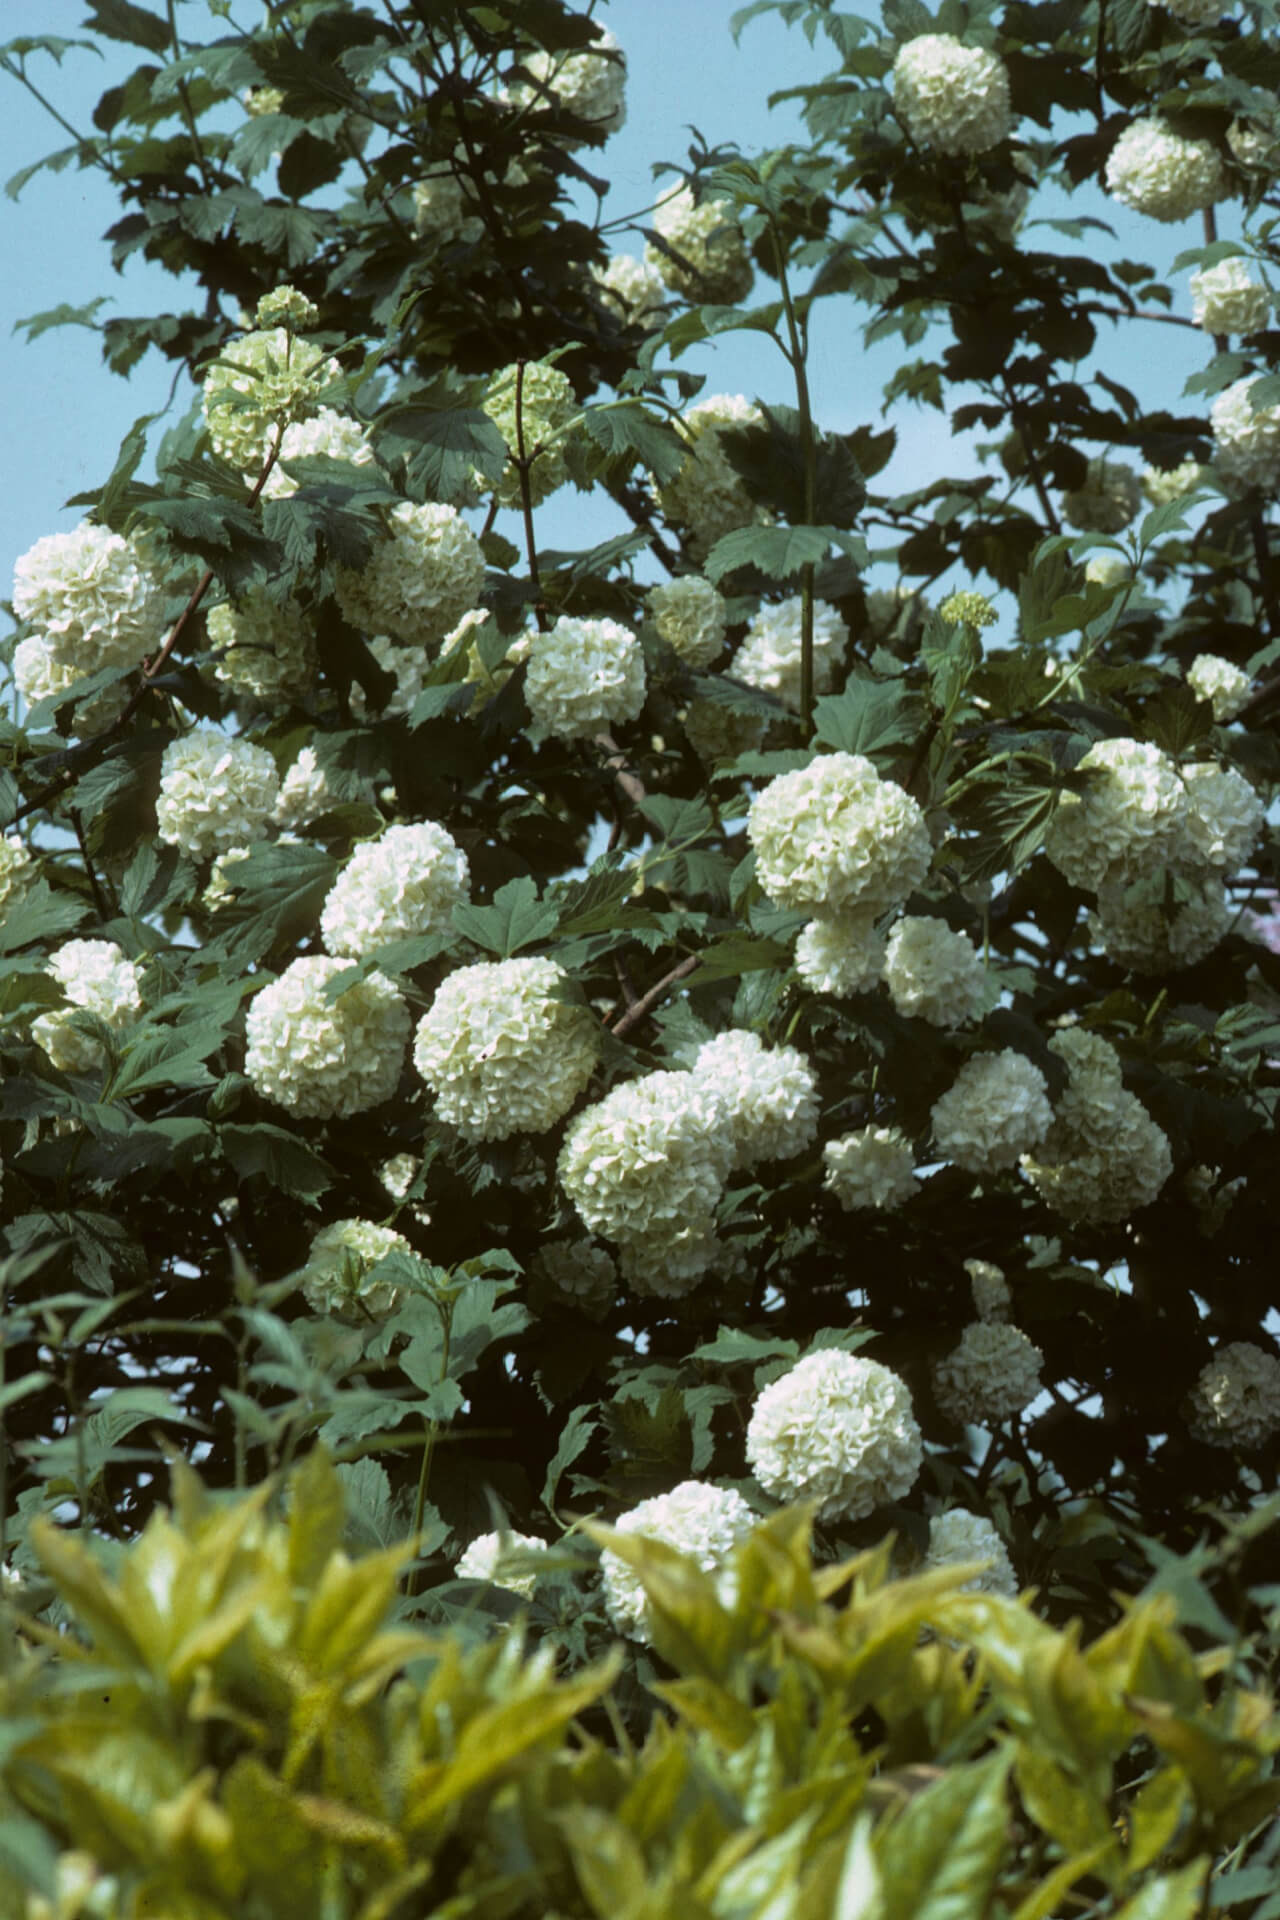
13,296 -> 108,343
811,676 -> 921,760
704,522 -> 852,583
208,841 -> 337,968
543,1405 -> 599,1510
82,0 -> 170,52
220,1123 -> 332,1204
691,1327 -> 800,1367
0,881 -> 87,955
452,877 -> 560,956
580,402 -> 686,484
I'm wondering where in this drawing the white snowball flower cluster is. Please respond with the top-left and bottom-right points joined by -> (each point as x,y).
12,521 -> 167,708
33,940 -> 143,1073
531,1238 -> 617,1319
334,501 -> 484,645
883,917 -> 988,1027
1187,652 -> 1251,721
599,1481 -> 756,1641
558,1070 -> 735,1293
244,956 -> 410,1119
1061,458 -> 1143,534
0,836 -> 34,914
646,186 -> 753,306
694,1030 -> 820,1167
1143,459 -> 1203,505
794,908 -> 887,997
274,746 -> 331,830
413,957 -> 597,1141
657,394 -> 768,559
731,597 -> 849,714
1190,258 -> 1269,335
412,168 -> 481,247
647,575 -> 727,668
749,753 -> 931,917
591,252 -> 667,330
891,34 -> 1012,156
923,1509 -> 1018,1596
516,25 -> 626,140
1211,377 -> 1280,491
1187,1341 -> 1280,1448
201,324 -> 342,473
1090,871 -> 1231,973
320,821 -> 469,959
455,1530 -> 549,1598
483,360 -> 578,506
1227,117 -> 1280,174
931,1050 -> 1054,1174
348,634 -> 433,722
155,730 -> 279,858
262,407 -> 375,500
1085,554 -> 1130,589
1104,117 -> 1227,222
524,615 -> 646,740
1046,738 -> 1260,891
933,1322 -> 1044,1427
681,698 -> 766,767
300,1219 -> 411,1321
205,589 -> 316,703
1021,1028 -> 1172,1223
1148,0 -> 1226,22
965,1258 -> 1011,1322
746,1349 -> 923,1523
822,1126 -> 917,1211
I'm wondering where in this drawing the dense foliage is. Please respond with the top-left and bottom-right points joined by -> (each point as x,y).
3,0 -> 1280,1836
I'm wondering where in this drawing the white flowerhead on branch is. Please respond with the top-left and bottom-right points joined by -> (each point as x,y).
599,1481 -> 756,1642
1104,117 -> 1227,222
244,956 -> 410,1119
413,956 -> 597,1141
33,940 -> 143,1074
1021,1029 -> 1172,1223
1143,459 -> 1204,505
347,634 -> 432,722
749,752 -> 931,916
0,836 -> 34,915
261,407 -> 376,500
1190,258 -> 1269,336
746,1348 -> 923,1523
1044,738 -> 1188,891
204,589 -> 316,703
1177,762 -> 1263,870
1187,652 -> 1251,721
12,521 -> 166,707
531,1238 -> 617,1319
731,596 -> 849,714
647,575 -> 727,668
558,1069 -> 734,1268
646,185 -> 754,306
1061,458 -> 1143,534
455,1529 -> 549,1598
483,360 -> 578,506
591,252 -> 667,330
822,1126 -> 918,1211
940,590 -> 998,628
933,1321 -> 1044,1427
930,1049 -> 1054,1173
334,501 -> 485,645
924,1508 -> 1018,1596
1090,871 -> 1231,973
794,909 -> 887,997
320,821 -> 470,959
694,1029 -> 820,1167
513,24 -> 626,143
201,324 -> 342,474
966,1258 -> 1011,1322
524,615 -> 646,740
1227,116 -> 1280,174
658,393 -> 769,560
891,34 -> 1012,156
883,916 -> 988,1027
1211,377 -> 1280,492
411,167 -> 478,246
274,746 -> 331,830
1187,1341 -> 1280,1448
300,1218 -> 411,1321
254,284 -> 318,331
1147,0 -> 1227,27
155,730 -> 280,859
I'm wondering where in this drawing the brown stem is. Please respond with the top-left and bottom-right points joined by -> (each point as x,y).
595,729 -> 645,808
512,358 -> 546,623
1001,380 -> 1062,535
610,954 -> 699,1037
69,809 -> 111,923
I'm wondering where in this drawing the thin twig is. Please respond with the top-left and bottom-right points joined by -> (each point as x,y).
595,729 -> 645,807
512,358 -> 546,621
69,809 -> 111,923
610,954 -> 699,1036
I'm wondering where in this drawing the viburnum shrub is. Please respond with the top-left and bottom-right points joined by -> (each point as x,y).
2,0 -> 1280,1738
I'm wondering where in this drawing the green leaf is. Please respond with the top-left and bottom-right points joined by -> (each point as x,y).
0,881 -> 86,955
13,296 -> 108,343
691,1326 -> 800,1368
452,876 -> 560,956
82,0 -> 170,52
375,405 -> 507,500
683,932 -> 791,988
543,1405 -> 599,1510
1109,1861 -> 1209,1920
108,1020 -> 229,1098
580,402 -> 686,484
878,1752 -> 1013,1920
705,523 -> 858,583
220,1123 -> 332,1205
1019,537 -> 1076,645
811,676 -> 922,762
208,840 -> 337,968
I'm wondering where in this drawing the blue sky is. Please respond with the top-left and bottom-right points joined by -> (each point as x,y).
1,1 -> 1222,612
